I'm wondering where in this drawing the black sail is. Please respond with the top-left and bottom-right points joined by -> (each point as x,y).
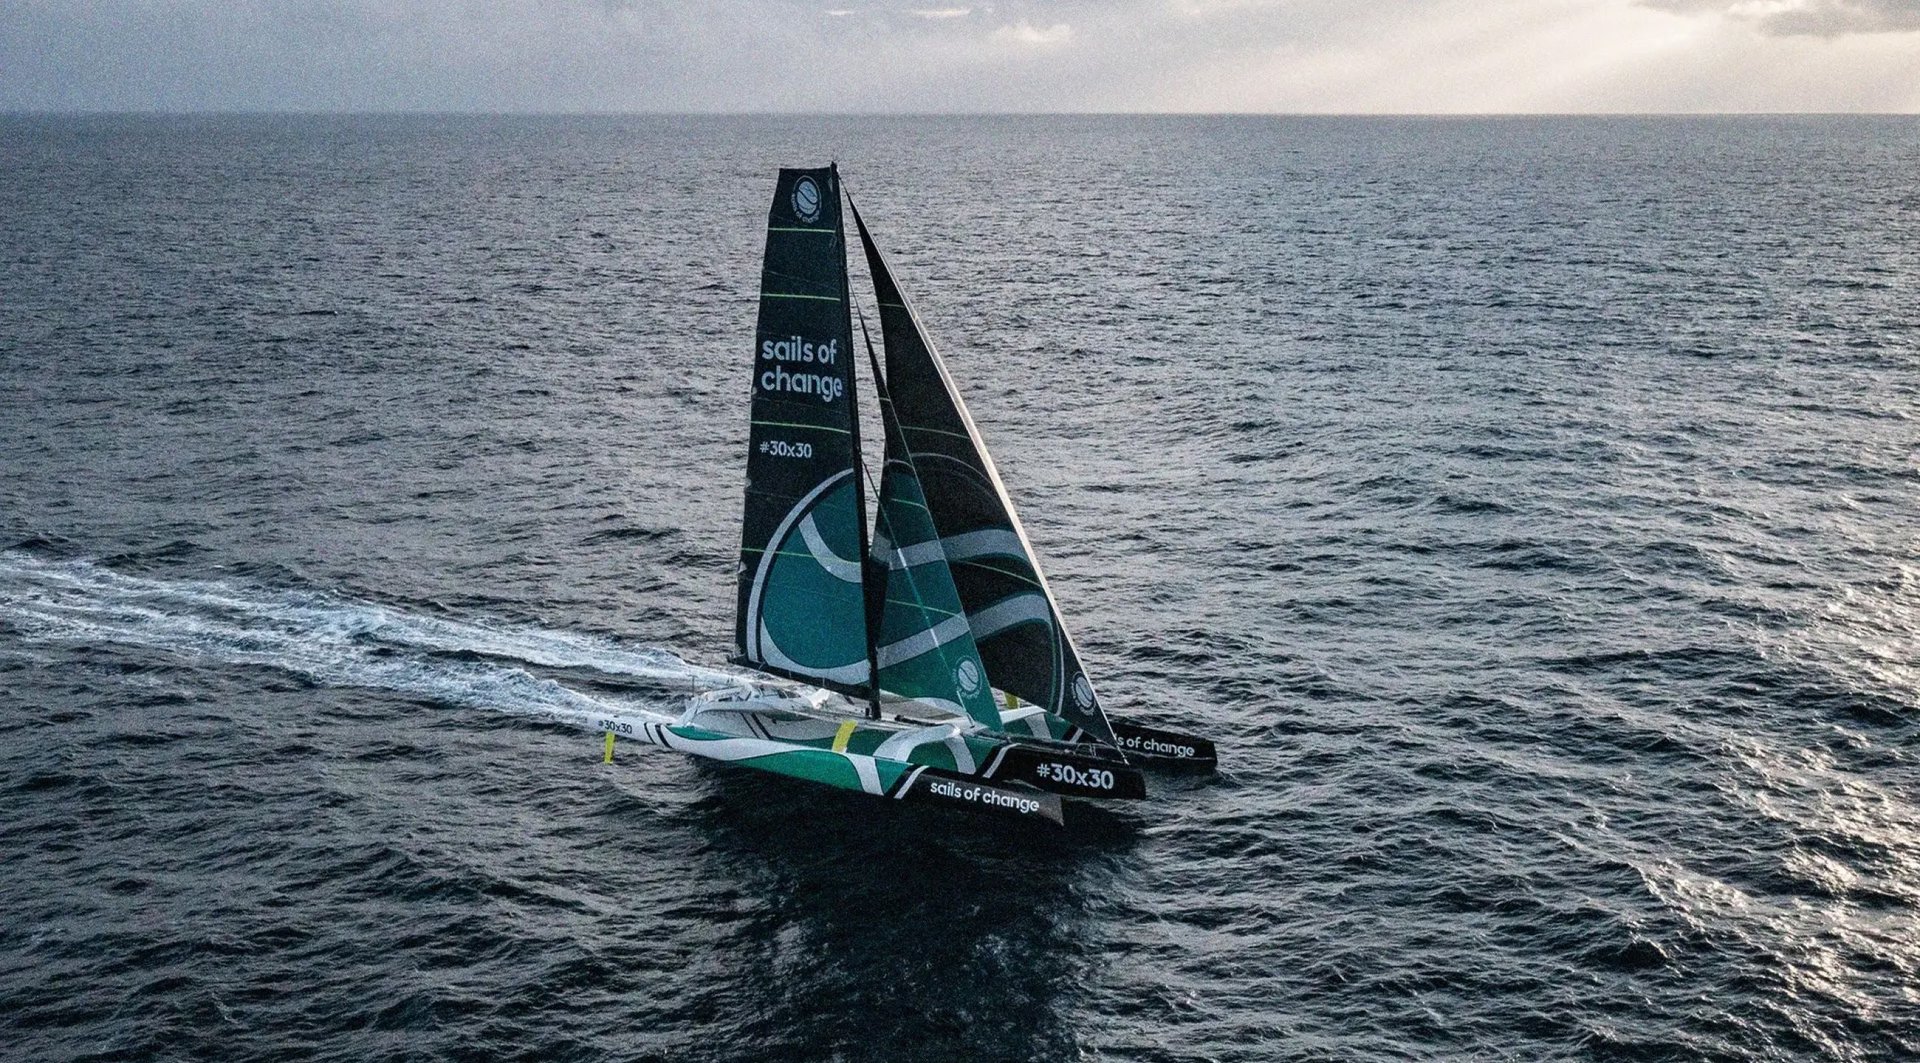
851,203 -> 1118,747
734,167 -> 874,698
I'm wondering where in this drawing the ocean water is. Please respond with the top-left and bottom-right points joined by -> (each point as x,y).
1,114 -> 1916,1062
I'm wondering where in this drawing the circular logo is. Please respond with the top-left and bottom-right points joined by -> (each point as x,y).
955,659 -> 981,696
791,176 -> 823,224
1071,673 -> 1094,709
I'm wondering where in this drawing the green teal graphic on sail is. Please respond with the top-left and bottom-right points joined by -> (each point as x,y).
744,470 -> 869,686
735,166 -> 875,697
866,343 -> 1004,732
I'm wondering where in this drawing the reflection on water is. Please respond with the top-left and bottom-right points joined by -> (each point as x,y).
630,766 -> 1135,1061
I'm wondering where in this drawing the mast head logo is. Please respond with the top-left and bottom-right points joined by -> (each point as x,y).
1071,673 -> 1094,709
791,177 -> 823,224
955,659 -> 981,696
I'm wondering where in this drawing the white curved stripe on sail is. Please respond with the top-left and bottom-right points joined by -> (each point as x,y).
745,469 -> 853,661
939,528 -> 1029,564
871,529 -> 1030,571
759,619 -> 870,685
874,612 -> 973,668
798,515 -> 861,583
966,592 -> 1053,640
874,538 -> 946,570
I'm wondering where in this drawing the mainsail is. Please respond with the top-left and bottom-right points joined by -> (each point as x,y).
734,167 -> 874,698
851,204 -> 1120,747
865,343 -> 1004,732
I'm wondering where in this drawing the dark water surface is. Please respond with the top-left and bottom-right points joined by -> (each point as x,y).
2,115 -> 1916,1061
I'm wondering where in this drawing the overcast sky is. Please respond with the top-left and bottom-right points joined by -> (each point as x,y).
3,1 -> 1916,113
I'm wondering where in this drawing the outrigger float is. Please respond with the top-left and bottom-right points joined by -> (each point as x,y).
607,166 -> 1214,825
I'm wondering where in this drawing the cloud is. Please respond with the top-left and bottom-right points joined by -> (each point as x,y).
1169,0 -> 1289,15
991,20 -> 1074,47
0,0 -> 1915,112
1642,0 -> 1920,36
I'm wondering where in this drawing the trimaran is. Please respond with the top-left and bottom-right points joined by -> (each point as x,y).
595,166 -> 1214,825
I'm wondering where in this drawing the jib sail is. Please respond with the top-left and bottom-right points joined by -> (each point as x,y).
850,202 -> 1118,747
735,167 -> 874,698
866,344 -> 1004,732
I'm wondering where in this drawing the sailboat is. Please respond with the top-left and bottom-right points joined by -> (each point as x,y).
605,166 -> 1214,825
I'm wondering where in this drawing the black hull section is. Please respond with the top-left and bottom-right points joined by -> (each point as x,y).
1109,722 -> 1218,770
989,742 -> 1148,799
893,765 -> 1065,825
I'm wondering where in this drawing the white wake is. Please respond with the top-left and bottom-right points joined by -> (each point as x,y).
0,551 -> 748,732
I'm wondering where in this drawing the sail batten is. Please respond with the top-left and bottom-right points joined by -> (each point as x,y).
851,202 -> 1120,747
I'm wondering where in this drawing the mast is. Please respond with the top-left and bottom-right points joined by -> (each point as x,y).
839,168 -> 882,720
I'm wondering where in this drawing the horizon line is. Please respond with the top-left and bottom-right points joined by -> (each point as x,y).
5,108 -> 1918,119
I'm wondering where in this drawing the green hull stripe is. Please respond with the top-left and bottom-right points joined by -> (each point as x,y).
665,725 -> 905,792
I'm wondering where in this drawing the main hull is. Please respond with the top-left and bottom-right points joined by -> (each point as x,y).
593,703 -> 1064,825
687,687 -> 1148,801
